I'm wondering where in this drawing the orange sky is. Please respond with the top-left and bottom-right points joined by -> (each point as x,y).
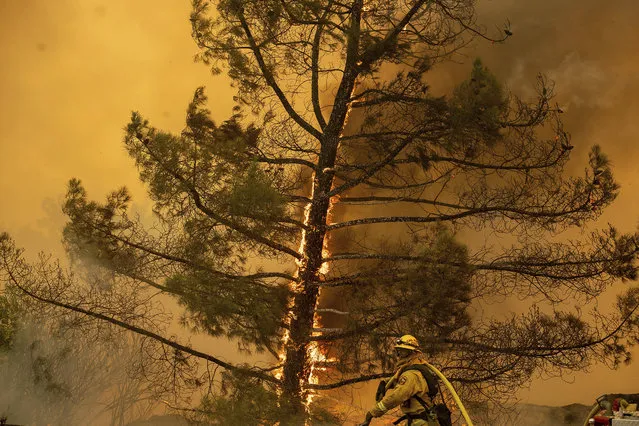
0,0 -> 233,254
2,0 -> 639,409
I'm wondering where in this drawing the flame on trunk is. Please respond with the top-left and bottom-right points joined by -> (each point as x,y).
306,193 -> 339,409
275,197 -> 313,382
277,82 -> 356,422
304,96 -> 354,412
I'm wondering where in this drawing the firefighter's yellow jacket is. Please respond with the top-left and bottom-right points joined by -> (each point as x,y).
369,353 -> 439,425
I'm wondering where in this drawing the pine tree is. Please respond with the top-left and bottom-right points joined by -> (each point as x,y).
3,1 -> 639,424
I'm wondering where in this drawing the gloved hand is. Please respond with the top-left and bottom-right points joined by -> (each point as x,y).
357,411 -> 374,426
369,405 -> 385,417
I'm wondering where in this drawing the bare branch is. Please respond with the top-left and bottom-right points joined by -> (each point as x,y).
2,258 -> 279,384
236,8 -> 322,140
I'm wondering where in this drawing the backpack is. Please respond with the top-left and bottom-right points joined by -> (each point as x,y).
376,364 -> 440,401
402,364 -> 439,400
431,403 -> 453,426
400,364 -> 453,426
375,364 -> 453,426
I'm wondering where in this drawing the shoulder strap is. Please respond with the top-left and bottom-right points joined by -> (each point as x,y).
413,394 -> 431,410
403,364 -> 440,400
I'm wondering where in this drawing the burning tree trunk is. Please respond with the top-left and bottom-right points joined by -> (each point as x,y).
280,131 -> 343,418
279,7 -> 361,409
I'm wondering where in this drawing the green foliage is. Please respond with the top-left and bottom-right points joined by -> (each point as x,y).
166,272 -> 289,353
449,58 -> 507,149
612,287 -> 639,365
62,174 -> 290,352
403,227 -> 474,340
62,179 -> 138,277
61,88 -> 294,353
228,163 -> 286,222
339,225 -> 474,370
587,145 -> 620,210
0,294 -> 20,352
122,88 -> 288,236
595,226 -> 636,280
199,372 -> 281,426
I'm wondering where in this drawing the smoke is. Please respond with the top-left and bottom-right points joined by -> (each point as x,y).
0,319 -> 101,424
475,0 -> 639,178
420,0 -> 639,185
463,0 -> 639,407
324,0 -> 639,412
0,315 -> 159,425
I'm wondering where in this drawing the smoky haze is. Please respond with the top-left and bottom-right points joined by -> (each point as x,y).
1,0 -> 638,419
0,1 -> 237,424
470,0 -> 639,406
0,0 -> 234,256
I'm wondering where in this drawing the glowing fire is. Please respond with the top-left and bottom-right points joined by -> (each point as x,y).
306,193 -> 339,408
306,341 -> 337,405
305,97 -> 354,411
275,197 -> 313,383
306,193 -> 340,404
277,80 -> 356,422
275,166 -> 340,418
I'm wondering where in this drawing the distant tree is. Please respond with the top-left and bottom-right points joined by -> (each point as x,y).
3,0 -> 639,424
0,293 -> 19,352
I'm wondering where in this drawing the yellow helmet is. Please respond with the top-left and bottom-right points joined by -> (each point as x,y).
394,335 -> 421,351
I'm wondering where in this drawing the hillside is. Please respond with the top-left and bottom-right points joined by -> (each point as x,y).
512,403 -> 592,426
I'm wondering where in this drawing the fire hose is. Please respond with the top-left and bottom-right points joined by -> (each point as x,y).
423,361 -> 474,426
359,362 -> 474,425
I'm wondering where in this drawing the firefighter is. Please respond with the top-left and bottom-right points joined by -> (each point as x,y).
359,335 -> 440,426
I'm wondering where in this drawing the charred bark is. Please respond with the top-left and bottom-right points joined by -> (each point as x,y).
279,131 -> 342,420
277,0 -> 361,414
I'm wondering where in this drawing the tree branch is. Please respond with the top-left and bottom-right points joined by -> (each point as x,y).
254,155 -> 317,170
305,372 -> 392,390
140,138 -> 302,259
329,135 -> 416,196
71,213 -> 297,283
310,1 -> 332,130
444,302 -> 639,356
357,0 -> 430,70
327,202 -> 595,230
237,9 -> 322,140
2,261 -> 279,384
